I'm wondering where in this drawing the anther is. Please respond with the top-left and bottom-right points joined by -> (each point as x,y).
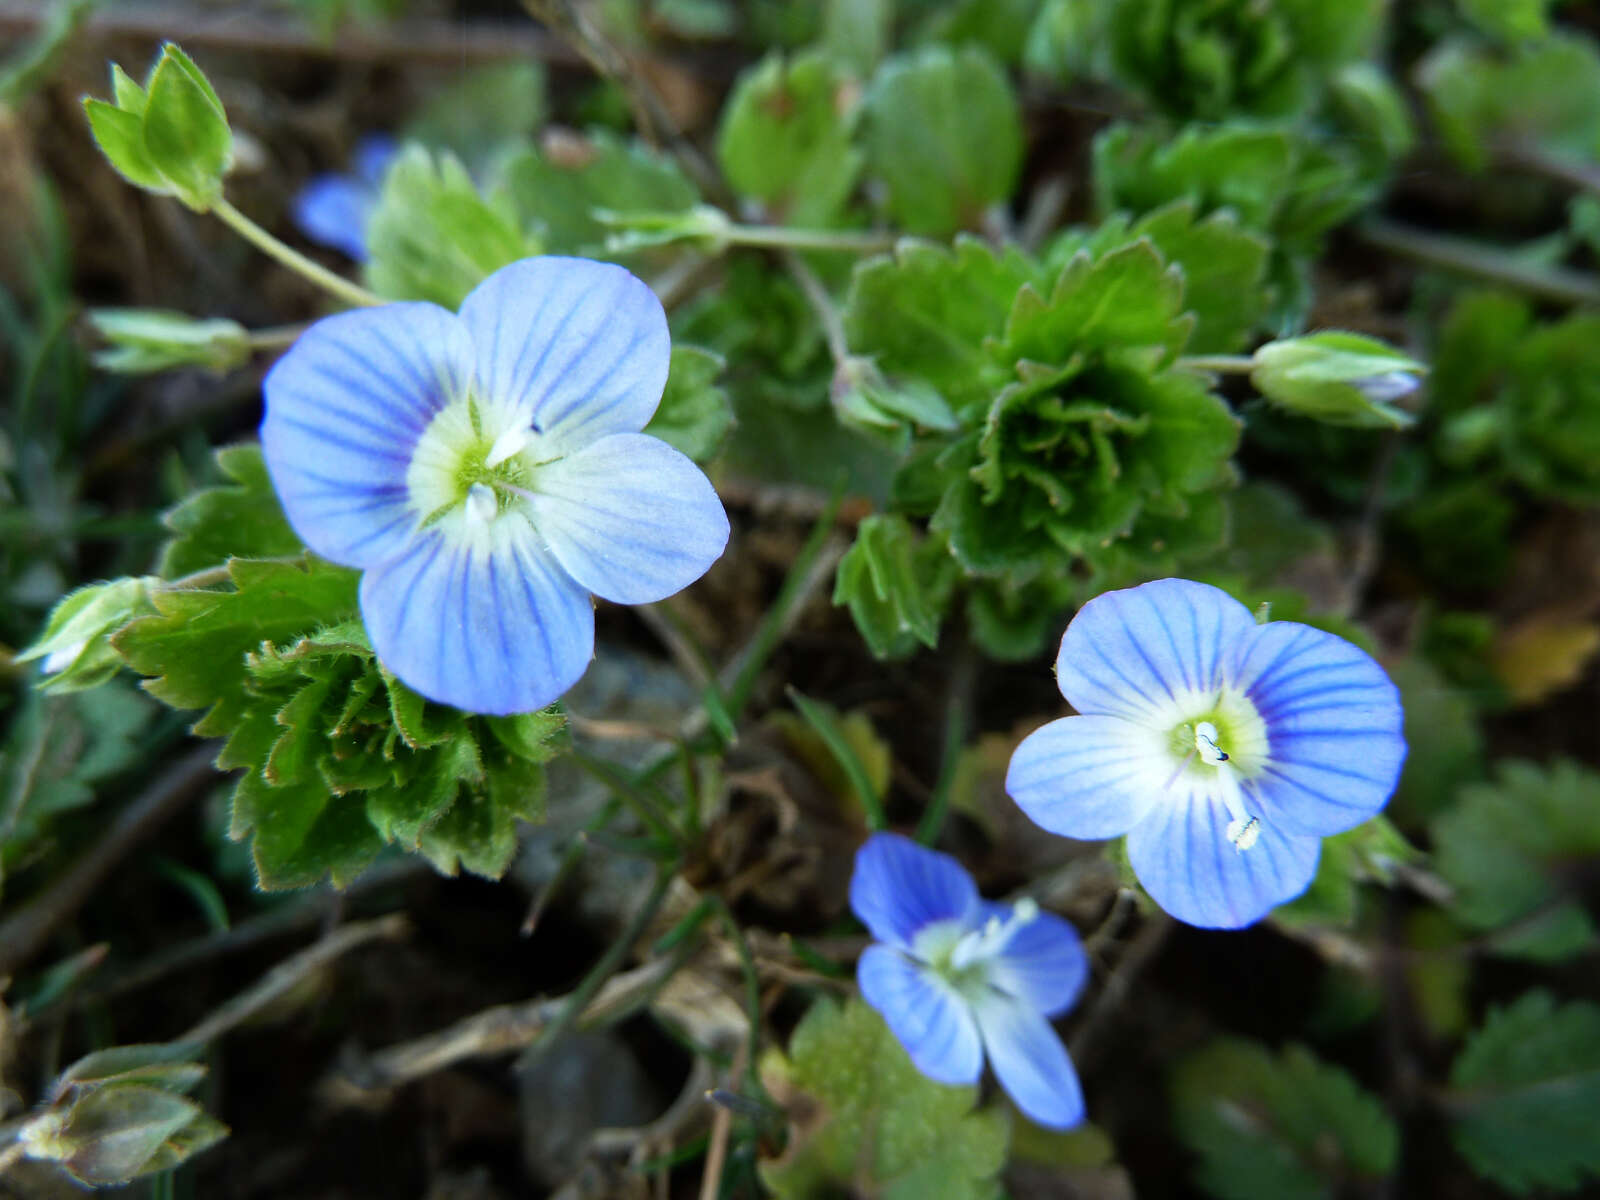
484,426 -> 532,469
1226,816 -> 1261,851
1194,721 -> 1229,764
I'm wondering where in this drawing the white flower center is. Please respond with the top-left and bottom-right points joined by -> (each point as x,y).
406,397 -> 558,532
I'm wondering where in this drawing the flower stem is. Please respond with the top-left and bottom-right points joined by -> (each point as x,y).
1178,354 -> 1257,375
1358,217 -> 1600,308
211,199 -> 383,309
783,249 -> 852,363
725,224 -> 896,255
248,322 -> 310,350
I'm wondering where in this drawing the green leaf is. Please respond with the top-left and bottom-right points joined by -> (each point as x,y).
1387,657 -> 1483,828
1449,991 -> 1600,1194
87,308 -> 251,375
1456,0 -> 1550,42
1003,239 -> 1189,363
758,997 -> 1009,1200
844,236 -> 1043,412
820,0 -> 892,77
834,514 -> 957,658
862,45 -> 1023,236
112,555 -> 360,720
157,443 -> 305,579
418,751 -> 546,878
965,569 -> 1081,661
402,61 -> 547,173
1273,816 -> 1421,929
1418,34 -> 1600,173
83,98 -> 165,192
716,51 -> 862,225
645,345 -> 734,461
502,129 -> 698,255
139,43 -> 232,210
364,144 -> 540,307
1170,1037 -> 1398,1200
1431,759 -> 1600,961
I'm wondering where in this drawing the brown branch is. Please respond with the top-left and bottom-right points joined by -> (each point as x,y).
0,742 -> 218,977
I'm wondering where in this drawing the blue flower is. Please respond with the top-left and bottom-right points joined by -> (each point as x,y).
850,832 -> 1088,1129
261,256 -> 730,715
1006,579 -> 1406,929
291,134 -> 396,261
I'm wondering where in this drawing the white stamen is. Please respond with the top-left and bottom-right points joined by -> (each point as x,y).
465,483 -> 497,524
1226,816 -> 1261,851
484,426 -> 532,469
1194,721 -> 1229,764
949,897 -> 1040,971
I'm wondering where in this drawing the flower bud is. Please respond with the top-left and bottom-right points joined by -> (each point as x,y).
17,577 -> 159,693
830,355 -> 957,440
1250,332 -> 1425,429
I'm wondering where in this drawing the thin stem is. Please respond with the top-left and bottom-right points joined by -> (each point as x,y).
210,199 -> 382,309
1358,217 -> 1600,308
916,639 -> 975,846
247,322 -> 309,350
570,750 -> 685,846
725,224 -> 895,255
783,250 -> 851,364
1178,354 -> 1257,375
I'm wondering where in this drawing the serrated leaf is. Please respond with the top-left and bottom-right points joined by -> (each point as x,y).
716,50 -> 862,225
759,997 -> 1009,1200
113,556 -> 360,719
862,44 -> 1022,236
233,765 -> 385,890
1003,239 -> 1189,363
1431,759 -> 1600,962
417,751 -> 545,879
844,236 -> 1043,413
502,129 -> 698,256
140,43 -> 231,210
158,443 -> 304,579
1171,1038 -> 1398,1200
834,514 -> 957,658
1449,991 -> 1600,1194
366,733 -> 478,848
484,708 -> 567,763
645,345 -> 733,462
364,144 -> 540,307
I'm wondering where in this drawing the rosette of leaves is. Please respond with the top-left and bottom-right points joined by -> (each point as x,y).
844,236 -> 1239,580
1107,0 -> 1384,121
77,445 -> 567,888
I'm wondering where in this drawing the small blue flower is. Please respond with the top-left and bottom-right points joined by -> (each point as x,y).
261,256 -> 730,715
1006,579 -> 1406,929
291,134 -> 396,261
850,832 -> 1088,1129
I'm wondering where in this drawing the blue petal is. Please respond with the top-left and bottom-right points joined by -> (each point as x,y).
1056,579 -> 1257,724
1232,621 -> 1406,838
1006,714 -> 1169,840
858,946 -> 982,1086
970,990 -> 1084,1129
261,303 -> 473,568
457,257 -> 669,447
1125,787 -> 1321,929
529,433 -> 729,604
358,517 -> 594,715
984,907 -> 1089,1019
850,833 -> 978,950
292,173 -> 376,260
354,134 -> 398,185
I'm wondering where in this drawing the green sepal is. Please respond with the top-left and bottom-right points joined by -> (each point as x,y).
83,98 -> 165,192
758,997 -> 1010,1200
88,308 -> 251,376
139,43 -> 232,210
861,44 -> 1023,236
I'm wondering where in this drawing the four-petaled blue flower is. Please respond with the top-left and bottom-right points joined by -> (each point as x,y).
291,134 -> 396,261
850,832 -> 1088,1129
261,256 -> 730,715
1006,579 -> 1406,929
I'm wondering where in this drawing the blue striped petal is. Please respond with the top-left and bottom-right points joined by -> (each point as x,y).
970,990 -> 1084,1129
850,833 -> 978,950
1006,714 -> 1170,839
1233,621 -> 1406,838
529,433 -> 729,604
457,257 -> 669,447
357,516 -> 593,715
262,303 -> 472,568
1125,787 -> 1321,929
984,906 -> 1089,1018
1056,579 -> 1257,724
858,946 -> 982,1086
